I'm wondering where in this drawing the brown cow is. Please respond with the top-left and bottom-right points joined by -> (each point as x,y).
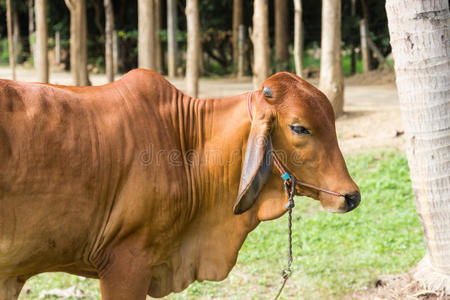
0,70 -> 360,299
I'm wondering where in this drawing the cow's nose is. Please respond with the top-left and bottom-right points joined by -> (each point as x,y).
344,192 -> 361,212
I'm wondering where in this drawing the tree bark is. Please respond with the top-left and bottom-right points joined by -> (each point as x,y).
232,0 -> 243,75
275,0 -> 289,72
185,0 -> 200,97
138,0 -> 155,69
386,0 -> 450,292
251,0 -> 270,89
6,0 -> 16,80
167,0 -> 177,77
104,0 -> 115,82
293,0 -> 303,77
65,0 -> 91,86
35,0 -> 49,83
319,0 -> 344,117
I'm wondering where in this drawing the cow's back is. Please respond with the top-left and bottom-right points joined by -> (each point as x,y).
0,70 -> 185,278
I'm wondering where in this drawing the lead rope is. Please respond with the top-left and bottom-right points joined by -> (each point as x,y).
273,178 -> 297,300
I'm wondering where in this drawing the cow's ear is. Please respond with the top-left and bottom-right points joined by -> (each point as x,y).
233,115 -> 273,214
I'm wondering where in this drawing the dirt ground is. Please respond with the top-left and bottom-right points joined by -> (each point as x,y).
348,273 -> 450,300
0,67 -> 406,155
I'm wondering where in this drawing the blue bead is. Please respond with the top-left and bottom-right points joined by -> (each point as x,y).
281,173 -> 291,180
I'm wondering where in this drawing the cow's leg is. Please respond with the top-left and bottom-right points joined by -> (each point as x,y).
0,277 -> 26,300
98,247 -> 151,300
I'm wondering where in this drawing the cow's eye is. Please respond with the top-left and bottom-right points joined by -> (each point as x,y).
289,125 -> 310,135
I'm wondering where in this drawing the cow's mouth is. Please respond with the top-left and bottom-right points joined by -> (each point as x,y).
295,185 -> 320,200
294,184 -> 358,214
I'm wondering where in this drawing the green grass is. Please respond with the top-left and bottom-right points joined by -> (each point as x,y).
288,51 -> 365,78
342,54 -> 363,76
20,151 -> 425,299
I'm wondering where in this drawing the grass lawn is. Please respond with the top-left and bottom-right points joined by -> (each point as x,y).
20,151 -> 426,299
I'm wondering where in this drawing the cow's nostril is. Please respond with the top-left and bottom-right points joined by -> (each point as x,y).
344,192 -> 361,212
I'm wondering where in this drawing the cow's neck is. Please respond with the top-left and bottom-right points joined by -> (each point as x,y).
157,92 -> 262,293
179,92 -> 253,212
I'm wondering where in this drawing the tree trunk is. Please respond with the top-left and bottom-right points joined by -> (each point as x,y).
6,0 -> 16,80
113,31 -> 119,74
319,0 -> 344,117
12,7 -> 22,65
104,0 -> 115,82
350,0 -> 356,75
386,0 -> 450,292
275,0 -> 289,72
138,0 -> 155,69
154,0 -> 162,73
185,0 -> 200,97
55,31 -> 61,65
28,0 -> 36,68
92,0 -> 105,40
232,0 -> 243,75
35,0 -> 49,83
237,24 -> 245,78
360,0 -> 371,72
251,0 -> 270,89
65,0 -> 91,86
167,0 -> 177,77
293,0 -> 303,77
360,18 -> 370,73
367,37 -> 387,68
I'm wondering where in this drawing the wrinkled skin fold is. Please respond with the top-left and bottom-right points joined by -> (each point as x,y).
0,70 -> 359,299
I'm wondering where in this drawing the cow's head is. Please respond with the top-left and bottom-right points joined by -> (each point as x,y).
233,72 -> 360,219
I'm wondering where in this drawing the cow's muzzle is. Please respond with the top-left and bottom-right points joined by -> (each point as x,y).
344,192 -> 361,212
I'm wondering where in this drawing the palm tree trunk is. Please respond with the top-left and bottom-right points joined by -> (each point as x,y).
154,0 -> 162,73
167,0 -> 178,77
6,0 -> 16,80
275,0 -> 289,72
251,0 -> 270,89
104,0 -> 115,82
360,18 -> 370,73
237,24 -> 245,78
232,0 -> 243,75
185,0 -> 200,97
65,0 -> 91,86
319,0 -> 344,117
28,0 -> 36,68
138,0 -> 155,69
386,0 -> 450,292
293,0 -> 303,77
35,0 -> 49,83
12,8 -> 22,65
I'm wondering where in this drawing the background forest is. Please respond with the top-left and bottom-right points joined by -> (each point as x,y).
0,0 -> 390,77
